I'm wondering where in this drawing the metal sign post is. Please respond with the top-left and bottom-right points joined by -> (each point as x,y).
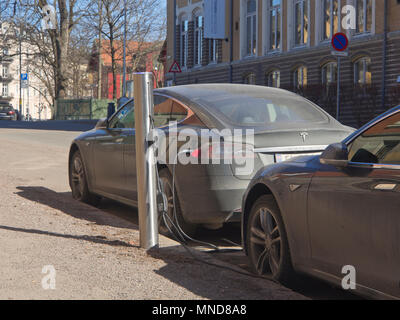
332,33 -> 349,121
133,72 -> 159,250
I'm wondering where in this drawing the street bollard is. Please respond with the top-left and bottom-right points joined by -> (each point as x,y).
133,72 -> 159,250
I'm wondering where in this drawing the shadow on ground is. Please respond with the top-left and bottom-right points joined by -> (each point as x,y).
0,120 -> 97,132
0,224 -> 138,248
15,186 -> 137,231
15,186 -> 362,300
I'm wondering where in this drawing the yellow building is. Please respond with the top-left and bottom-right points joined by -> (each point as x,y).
166,0 -> 400,127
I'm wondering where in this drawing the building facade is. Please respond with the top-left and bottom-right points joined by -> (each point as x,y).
166,0 -> 400,127
0,22 -> 52,120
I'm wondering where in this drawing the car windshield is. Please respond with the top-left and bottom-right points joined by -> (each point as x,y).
192,87 -> 329,127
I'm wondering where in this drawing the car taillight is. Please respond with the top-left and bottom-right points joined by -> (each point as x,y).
7,111 -> 14,115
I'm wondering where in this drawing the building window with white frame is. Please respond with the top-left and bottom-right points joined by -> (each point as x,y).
267,70 -> 280,88
246,0 -> 257,56
321,62 -> 338,85
354,57 -> 371,85
2,83 -> 8,97
209,39 -> 219,64
294,0 -> 309,46
356,0 -> 373,34
180,19 -> 189,68
2,65 -> 8,78
293,66 -> 307,88
268,0 -> 281,51
194,14 -> 204,66
323,0 -> 340,40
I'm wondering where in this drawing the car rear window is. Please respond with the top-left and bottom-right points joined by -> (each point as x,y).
193,89 -> 329,127
0,106 -> 12,112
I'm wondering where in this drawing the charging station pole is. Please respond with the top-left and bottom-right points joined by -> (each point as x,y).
134,72 -> 159,250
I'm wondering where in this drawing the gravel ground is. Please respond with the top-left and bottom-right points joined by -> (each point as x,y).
0,126 -> 306,300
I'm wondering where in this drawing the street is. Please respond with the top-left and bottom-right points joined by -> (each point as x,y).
0,121 -> 359,300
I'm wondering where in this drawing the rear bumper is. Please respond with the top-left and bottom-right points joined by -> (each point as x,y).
0,116 -> 14,120
174,164 -> 251,225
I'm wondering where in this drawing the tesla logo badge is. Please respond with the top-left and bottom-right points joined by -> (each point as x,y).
300,132 -> 309,143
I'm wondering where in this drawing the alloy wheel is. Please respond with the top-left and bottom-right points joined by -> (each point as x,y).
249,207 -> 282,276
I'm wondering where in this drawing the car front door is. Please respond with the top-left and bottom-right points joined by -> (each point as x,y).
307,111 -> 400,298
93,102 -> 134,198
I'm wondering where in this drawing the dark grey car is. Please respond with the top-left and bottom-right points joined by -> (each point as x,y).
0,104 -> 17,121
68,84 -> 353,235
242,105 -> 400,299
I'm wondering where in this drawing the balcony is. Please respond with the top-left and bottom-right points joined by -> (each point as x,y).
0,75 -> 13,82
0,94 -> 13,102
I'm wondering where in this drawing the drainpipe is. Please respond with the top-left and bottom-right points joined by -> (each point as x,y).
229,0 -> 233,83
381,0 -> 388,110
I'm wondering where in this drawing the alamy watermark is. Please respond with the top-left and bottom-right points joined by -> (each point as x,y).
41,265 -> 56,290
342,265 -> 357,290
149,124 -> 256,176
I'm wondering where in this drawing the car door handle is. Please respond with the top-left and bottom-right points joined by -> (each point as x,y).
115,138 -> 124,143
374,184 -> 397,191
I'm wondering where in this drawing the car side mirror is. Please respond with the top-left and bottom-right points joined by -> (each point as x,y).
320,143 -> 349,167
95,118 -> 108,129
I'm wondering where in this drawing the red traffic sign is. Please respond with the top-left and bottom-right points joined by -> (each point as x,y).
169,60 -> 182,73
332,33 -> 349,52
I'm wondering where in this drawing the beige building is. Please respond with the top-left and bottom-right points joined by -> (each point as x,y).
166,0 -> 400,127
0,22 -> 52,120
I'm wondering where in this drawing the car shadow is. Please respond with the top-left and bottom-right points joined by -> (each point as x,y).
0,224 -> 138,248
15,186 -> 138,231
147,245 -> 306,300
0,120 -> 97,132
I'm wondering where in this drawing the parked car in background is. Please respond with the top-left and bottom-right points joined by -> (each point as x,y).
242,105 -> 400,299
0,104 -> 17,121
68,84 -> 354,235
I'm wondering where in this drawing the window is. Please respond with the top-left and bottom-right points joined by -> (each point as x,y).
171,102 -> 188,123
246,0 -> 257,56
354,57 -> 371,85
321,62 -> 338,85
153,95 -> 189,127
154,95 -> 172,127
323,0 -> 340,40
194,14 -> 204,66
267,70 -> 280,88
209,39 -> 219,64
348,112 -> 400,165
293,66 -> 307,88
356,0 -> 373,34
2,65 -> 8,78
109,101 -> 134,129
2,84 -> 8,97
268,0 -> 281,51
244,73 -> 256,85
180,19 -> 189,68
196,86 -> 329,127
294,0 -> 309,46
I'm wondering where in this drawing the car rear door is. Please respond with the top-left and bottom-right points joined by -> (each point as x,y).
122,95 -> 172,202
307,111 -> 400,298
93,102 -> 133,197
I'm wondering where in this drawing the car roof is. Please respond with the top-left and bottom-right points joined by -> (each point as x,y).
155,84 -> 298,101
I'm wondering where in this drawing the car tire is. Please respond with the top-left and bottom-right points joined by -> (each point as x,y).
246,195 -> 295,285
69,150 -> 101,207
158,168 -> 197,238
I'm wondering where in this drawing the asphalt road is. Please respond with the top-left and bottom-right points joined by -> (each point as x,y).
0,120 -> 359,300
